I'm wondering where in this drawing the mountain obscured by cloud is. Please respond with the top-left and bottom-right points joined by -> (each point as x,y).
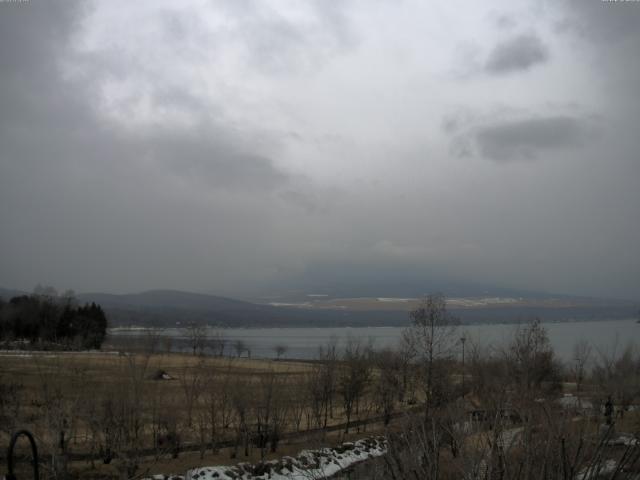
1,0 -> 639,300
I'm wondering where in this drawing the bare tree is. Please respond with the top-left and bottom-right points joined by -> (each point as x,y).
32,356 -> 88,479
338,339 -> 371,433
407,293 -> 458,413
571,339 -> 592,393
147,375 -> 166,460
372,349 -> 401,425
251,370 -> 289,459
396,333 -> 418,403
60,289 -> 77,307
307,368 -> 325,430
208,326 -> 227,356
91,353 -> 151,480
201,362 -> 234,456
230,375 -> 251,458
33,284 -> 59,299
162,335 -> 173,355
274,344 -> 288,360
307,340 -> 338,429
288,377 -> 310,432
382,334 -> 640,480
186,322 -> 208,356
233,339 -> 247,358
178,358 -> 205,428
467,340 -> 509,409
507,318 -> 559,396
593,342 -> 639,420
143,327 -> 164,354
0,375 -> 23,438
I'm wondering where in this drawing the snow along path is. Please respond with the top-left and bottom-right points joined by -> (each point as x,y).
146,437 -> 387,480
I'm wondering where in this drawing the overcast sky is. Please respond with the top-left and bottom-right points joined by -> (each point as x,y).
1,0 -> 639,299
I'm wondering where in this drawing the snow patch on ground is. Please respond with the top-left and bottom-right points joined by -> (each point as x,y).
268,302 -> 312,308
376,298 -> 414,303
557,395 -> 593,411
606,433 -> 639,446
447,297 -> 520,307
146,437 -> 387,480
498,427 -> 523,449
575,459 -> 618,479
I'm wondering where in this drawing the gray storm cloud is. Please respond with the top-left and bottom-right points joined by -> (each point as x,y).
475,116 -> 589,161
1,0 -> 639,300
485,33 -> 549,74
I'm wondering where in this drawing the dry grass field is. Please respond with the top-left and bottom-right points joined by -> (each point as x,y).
0,350 -> 398,479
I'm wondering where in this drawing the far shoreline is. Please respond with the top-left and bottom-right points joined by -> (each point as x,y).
107,316 -> 638,332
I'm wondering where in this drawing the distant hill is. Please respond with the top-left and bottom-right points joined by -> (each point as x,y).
2,287 -> 637,328
77,289 -> 409,327
0,287 -> 27,300
78,289 -> 257,312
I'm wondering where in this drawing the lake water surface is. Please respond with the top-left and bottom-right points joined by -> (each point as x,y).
110,318 -> 639,361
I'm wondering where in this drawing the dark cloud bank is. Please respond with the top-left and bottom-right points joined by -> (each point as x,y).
485,33 -> 549,74
475,115 -> 592,162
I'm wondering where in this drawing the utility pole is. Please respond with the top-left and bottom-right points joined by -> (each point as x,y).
460,335 -> 466,397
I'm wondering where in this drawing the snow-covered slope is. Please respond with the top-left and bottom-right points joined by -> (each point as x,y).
146,437 -> 386,480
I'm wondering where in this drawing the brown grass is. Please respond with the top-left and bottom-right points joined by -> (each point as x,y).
0,351 -> 389,479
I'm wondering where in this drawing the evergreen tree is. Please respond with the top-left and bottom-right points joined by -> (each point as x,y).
0,292 -> 108,349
